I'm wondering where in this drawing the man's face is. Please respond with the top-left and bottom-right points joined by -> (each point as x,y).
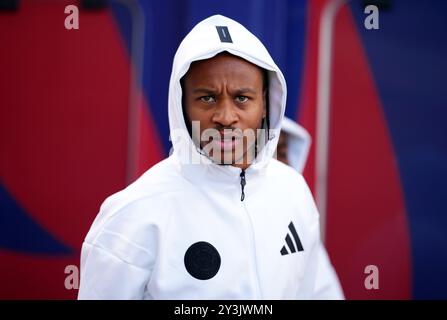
182,53 -> 266,169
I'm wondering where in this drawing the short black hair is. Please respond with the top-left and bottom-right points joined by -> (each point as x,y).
262,68 -> 270,134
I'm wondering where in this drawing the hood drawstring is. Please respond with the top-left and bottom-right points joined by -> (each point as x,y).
240,169 -> 246,201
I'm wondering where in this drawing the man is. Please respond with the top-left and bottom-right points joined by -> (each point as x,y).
277,117 -> 312,172
78,15 -> 343,299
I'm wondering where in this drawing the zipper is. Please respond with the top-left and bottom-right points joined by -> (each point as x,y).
238,169 -> 262,298
239,169 -> 246,201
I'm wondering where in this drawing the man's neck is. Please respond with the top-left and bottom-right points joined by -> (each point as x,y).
231,162 -> 250,171
230,146 -> 257,171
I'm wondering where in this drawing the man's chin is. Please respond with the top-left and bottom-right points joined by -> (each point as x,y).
207,151 -> 245,166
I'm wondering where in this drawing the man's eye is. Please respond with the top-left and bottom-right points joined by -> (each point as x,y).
200,96 -> 215,103
236,96 -> 248,103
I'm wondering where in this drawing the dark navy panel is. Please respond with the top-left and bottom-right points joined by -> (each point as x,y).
109,1 -> 133,54
284,0 -> 307,120
350,0 -> 447,299
0,184 -> 72,255
111,0 -> 190,155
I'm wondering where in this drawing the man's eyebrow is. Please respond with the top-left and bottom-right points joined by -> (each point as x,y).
235,88 -> 257,95
191,87 -> 258,95
192,88 -> 217,95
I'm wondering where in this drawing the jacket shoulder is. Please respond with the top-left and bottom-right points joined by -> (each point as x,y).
84,156 -> 184,245
267,158 -> 309,187
267,159 -> 320,222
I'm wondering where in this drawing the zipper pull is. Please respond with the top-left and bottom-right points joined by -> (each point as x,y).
240,169 -> 246,201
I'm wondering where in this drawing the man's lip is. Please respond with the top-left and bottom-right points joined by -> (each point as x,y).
215,135 -> 242,142
216,139 -> 237,151
210,136 -> 240,151
216,137 -> 241,140
217,129 -> 243,137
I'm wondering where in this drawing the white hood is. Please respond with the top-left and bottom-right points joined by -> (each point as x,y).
168,14 -> 287,170
281,117 -> 312,173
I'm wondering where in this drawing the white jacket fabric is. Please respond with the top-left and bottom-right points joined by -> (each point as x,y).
281,117 -> 312,174
280,117 -> 344,299
78,15 -> 343,300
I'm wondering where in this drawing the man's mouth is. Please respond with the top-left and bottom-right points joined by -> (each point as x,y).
214,135 -> 242,151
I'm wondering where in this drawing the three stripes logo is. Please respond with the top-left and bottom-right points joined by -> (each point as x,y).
280,222 -> 304,255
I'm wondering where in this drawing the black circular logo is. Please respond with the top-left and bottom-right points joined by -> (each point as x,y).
184,241 -> 221,280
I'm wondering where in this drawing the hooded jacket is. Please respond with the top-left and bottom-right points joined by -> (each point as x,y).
281,117 -> 312,174
78,15 -> 343,299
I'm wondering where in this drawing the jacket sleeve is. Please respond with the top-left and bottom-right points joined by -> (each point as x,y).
296,174 -> 344,300
312,242 -> 345,299
77,230 -> 154,300
295,233 -> 344,299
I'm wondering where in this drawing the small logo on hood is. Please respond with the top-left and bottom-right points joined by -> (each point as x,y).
280,222 -> 304,255
184,241 -> 221,280
215,26 -> 233,43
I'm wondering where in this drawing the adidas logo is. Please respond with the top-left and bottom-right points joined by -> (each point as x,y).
280,222 -> 304,255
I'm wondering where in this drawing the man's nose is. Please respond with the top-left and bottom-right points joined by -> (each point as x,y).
212,99 -> 238,126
